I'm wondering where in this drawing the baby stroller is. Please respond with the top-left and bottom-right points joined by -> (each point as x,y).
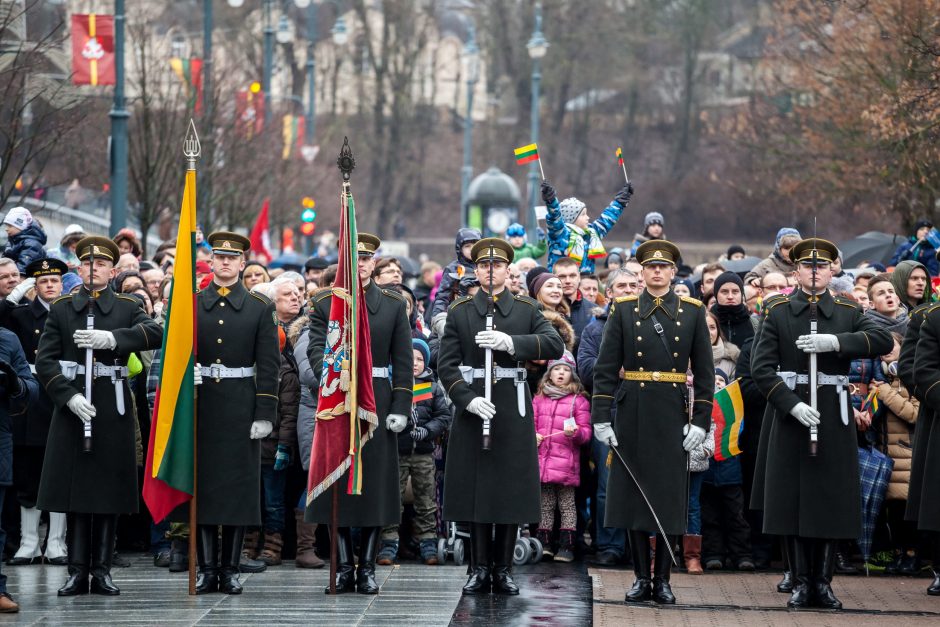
437,521 -> 543,566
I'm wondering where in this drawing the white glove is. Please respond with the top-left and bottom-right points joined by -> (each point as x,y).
682,424 -> 707,452
790,402 -> 821,427
6,277 -> 34,304
475,330 -> 515,354
73,329 -> 117,350
795,334 -> 840,354
249,420 -> 273,439
466,397 -> 496,420
386,413 -> 407,433
594,422 -> 618,447
67,394 -> 96,424
431,312 -> 448,337
193,364 -> 203,386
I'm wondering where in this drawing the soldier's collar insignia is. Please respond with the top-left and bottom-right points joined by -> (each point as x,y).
218,286 -> 231,297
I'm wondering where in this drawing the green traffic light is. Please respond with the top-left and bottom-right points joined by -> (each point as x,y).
301,208 -> 316,222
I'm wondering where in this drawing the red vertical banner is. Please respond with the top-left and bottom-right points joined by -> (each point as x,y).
71,14 -> 115,86
235,90 -> 265,138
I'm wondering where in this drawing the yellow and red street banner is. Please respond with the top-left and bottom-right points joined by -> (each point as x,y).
282,114 -> 306,160
71,14 -> 115,86
143,166 -> 197,523
514,143 -> 539,165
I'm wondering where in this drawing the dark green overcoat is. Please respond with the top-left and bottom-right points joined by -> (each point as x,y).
438,289 -> 564,524
306,281 -> 413,527
174,281 -> 280,526
751,290 -> 892,538
36,287 -> 162,514
590,289 -> 714,536
902,303 -> 935,523
911,305 -> 940,531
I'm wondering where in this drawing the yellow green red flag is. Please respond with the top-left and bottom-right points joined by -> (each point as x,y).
143,166 -> 197,523
712,379 -> 745,461
514,143 -> 539,165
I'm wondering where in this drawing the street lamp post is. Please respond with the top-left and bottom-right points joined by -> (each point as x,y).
109,0 -> 129,236
526,2 -> 548,240
294,0 -> 316,144
263,0 -> 275,125
460,24 -> 479,225
200,0 -> 214,228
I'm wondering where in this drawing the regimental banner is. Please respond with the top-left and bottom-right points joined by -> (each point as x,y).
71,14 -> 115,86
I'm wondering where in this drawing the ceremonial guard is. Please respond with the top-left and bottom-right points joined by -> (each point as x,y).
751,238 -> 891,609
1,258 -> 69,566
188,232 -> 280,595
910,296 -> 940,595
438,238 -> 565,596
590,240 -> 714,605
306,232 -> 413,595
35,237 -> 163,596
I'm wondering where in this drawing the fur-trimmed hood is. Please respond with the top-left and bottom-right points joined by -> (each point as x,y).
542,309 -> 575,351
288,315 -> 310,346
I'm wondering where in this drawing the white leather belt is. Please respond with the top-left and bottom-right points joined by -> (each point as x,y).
29,364 -> 36,374
60,360 -> 129,381
778,371 -> 850,426
200,365 -> 256,379
458,365 -> 527,417
372,367 -> 391,379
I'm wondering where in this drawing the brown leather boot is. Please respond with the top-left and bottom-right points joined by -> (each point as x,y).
683,534 -> 703,575
241,529 -> 260,561
259,532 -> 283,566
294,509 -> 324,569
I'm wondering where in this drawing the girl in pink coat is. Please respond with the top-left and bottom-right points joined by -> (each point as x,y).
533,351 -> 592,562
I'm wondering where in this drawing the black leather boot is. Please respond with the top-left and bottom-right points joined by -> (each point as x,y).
325,527 -> 356,594
812,539 -> 843,609
777,538 -> 793,593
89,515 -> 120,595
786,536 -> 812,608
58,513 -> 90,597
356,527 -> 381,594
492,524 -> 519,595
929,535 -> 940,596
195,525 -> 219,594
625,530 -> 653,603
219,526 -> 244,594
652,534 -> 676,604
462,523 -> 492,595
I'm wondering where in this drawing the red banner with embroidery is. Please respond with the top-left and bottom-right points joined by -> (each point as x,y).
71,14 -> 115,86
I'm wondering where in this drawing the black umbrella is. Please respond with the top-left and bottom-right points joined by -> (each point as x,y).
395,256 -> 421,279
839,232 -> 903,268
722,256 -> 762,275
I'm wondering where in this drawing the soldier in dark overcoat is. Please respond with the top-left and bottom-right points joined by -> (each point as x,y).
910,301 -> 940,595
438,238 -> 564,596
186,232 -> 280,595
0,257 -> 69,565
590,240 -> 714,605
751,238 -> 892,610
35,237 -> 163,596
306,232 -> 413,595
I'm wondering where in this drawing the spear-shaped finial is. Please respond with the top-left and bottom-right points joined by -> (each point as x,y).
337,136 -> 355,182
183,119 -> 201,171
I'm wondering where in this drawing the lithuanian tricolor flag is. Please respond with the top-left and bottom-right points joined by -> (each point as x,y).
616,147 -> 624,166
142,161 -> 197,523
413,381 -> 432,404
712,379 -> 744,461
170,57 -> 204,113
514,143 -> 539,165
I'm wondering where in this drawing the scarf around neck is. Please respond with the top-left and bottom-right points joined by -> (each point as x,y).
565,224 -> 606,263
541,382 -> 579,400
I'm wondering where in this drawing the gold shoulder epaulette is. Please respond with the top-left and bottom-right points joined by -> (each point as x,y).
52,294 -> 72,305
834,297 -> 861,310
680,296 -> 702,307
381,288 -> 405,302
448,295 -> 472,311
311,287 -> 333,303
614,295 -> 639,304
115,294 -> 138,303
764,295 -> 789,314
514,294 -> 539,307
250,292 -> 273,305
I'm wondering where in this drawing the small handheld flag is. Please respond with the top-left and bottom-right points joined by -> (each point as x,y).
616,147 -> 629,183
514,143 -> 545,180
712,379 -> 745,461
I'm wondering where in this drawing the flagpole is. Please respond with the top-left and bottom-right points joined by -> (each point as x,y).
618,147 -> 630,183
183,119 -> 201,597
